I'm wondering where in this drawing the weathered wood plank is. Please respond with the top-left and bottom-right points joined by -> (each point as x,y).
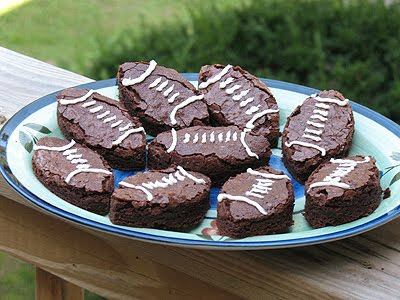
0,46 -> 92,124
36,268 -> 84,300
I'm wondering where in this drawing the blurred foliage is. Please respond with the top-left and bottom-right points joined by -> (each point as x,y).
86,0 -> 400,122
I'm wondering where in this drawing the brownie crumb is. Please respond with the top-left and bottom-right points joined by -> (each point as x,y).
0,115 -> 6,125
383,188 -> 391,199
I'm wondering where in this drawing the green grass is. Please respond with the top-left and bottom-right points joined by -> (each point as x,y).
0,0 -> 245,75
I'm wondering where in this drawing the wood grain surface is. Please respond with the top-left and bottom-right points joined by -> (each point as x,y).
0,47 -> 399,299
36,268 -> 84,300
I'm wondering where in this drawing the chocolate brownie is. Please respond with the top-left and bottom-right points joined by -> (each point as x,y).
32,137 -> 114,214
117,60 -> 209,136
282,90 -> 354,183
109,166 -> 211,230
304,155 -> 382,228
147,125 -> 271,186
57,88 -> 146,171
198,64 -> 279,146
217,167 -> 294,238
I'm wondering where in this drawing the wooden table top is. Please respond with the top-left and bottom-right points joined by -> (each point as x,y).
0,46 -> 399,300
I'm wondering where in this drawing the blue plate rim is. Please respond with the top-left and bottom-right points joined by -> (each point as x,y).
1,74 -> 399,249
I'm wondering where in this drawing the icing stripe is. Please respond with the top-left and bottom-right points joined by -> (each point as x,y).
111,120 -> 123,128
240,97 -> 254,107
219,77 -> 234,89
199,65 -> 232,89
192,133 -> 199,143
66,154 -> 82,160
310,115 -> 327,122
156,80 -> 169,91
168,92 -> 180,103
217,193 -> 267,215
97,111 -> 110,119
63,149 -> 77,155
89,106 -> 103,113
308,182 -> 350,191
183,133 -> 190,143
331,156 -> 370,164
122,60 -> 157,86
307,120 -> 324,128
311,94 -> 349,106
119,123 -> 132,132
284,141 -> 326,156
232,132 -> 238,141
176,166 -> 206,184
103,115 -> 117,123
303,134 -> 321,142
315,103 -> 330,109
170,94 -> 204,125
34,140 -> 76,152
305,128 -> 323,135
112,127 -> 145,146
71,158 -> 88,164
245,109 -> 279,129
149,77 -> 162,88
210,131 -> 215,142
232,89 -> 250,101
240,129 -> 259,159
167,129 -> 177,153
59,90 -> 95,105
225,84 -> 241,95
247,168 -> 289,180
201,133 -> 207,143
163,84 -> 174,96
82,100 -> 96,108
65,168 -> 112,183
313,109 -> 329,117
245,105 -> 260,115
119,181 -> 153,200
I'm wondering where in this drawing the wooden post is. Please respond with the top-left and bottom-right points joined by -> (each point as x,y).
36,268 -> 84,300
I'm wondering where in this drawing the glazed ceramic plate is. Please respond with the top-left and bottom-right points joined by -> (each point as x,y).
1,75 -> 400,249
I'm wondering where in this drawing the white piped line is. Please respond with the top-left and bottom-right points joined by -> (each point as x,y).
82,100 -> 96,108
240,129 -> 259,159
112,127 -> 145,146
170,94 -> 204,125
311,94 -> 349,106
219,77 -> 234,89
307,120 -> 325,128
65,169 -> 112,184
89,106 -> 103,113
167,129 -> 177,153
232,89 -> 250,101
163,84 -> 174,97
168,92 -> 180,103
199,65 -> 232,89
240,97 -> 254,107
284,141 -> 326,156
303,134 -> 321,142
34,140 -> 76,152
119,182 -> 154,201
217,194 -> 267,215
122,60 -> 157,86
176,166 -> 205,184
245,109 -> 279,129
225,84 -> 241,95
59,90 -> 95,105
247,168 -> 289,180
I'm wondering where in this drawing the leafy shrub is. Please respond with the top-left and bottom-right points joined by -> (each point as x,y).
85,0 -> 400,122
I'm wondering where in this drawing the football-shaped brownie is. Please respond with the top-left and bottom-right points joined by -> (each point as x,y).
147,125 -> 271,186
109,166 -> 211,230
304,155 -> 381,228
117,60 -> 209,136
32,137 -> 114,214
282,90 -> 354,183
198,64 -> 279,146
217,167 -> 294,238
57,88 -> 146,171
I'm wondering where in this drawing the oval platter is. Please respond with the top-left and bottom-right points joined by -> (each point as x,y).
1,74 -> 400,250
